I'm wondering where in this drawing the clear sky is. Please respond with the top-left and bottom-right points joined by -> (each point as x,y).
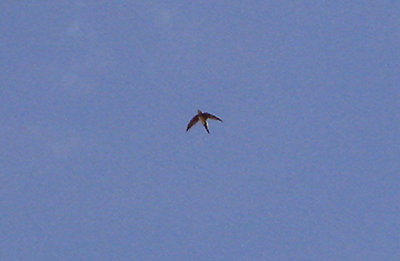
2,1 -> 399,260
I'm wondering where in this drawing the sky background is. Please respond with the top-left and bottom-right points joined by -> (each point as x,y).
1,1 -> 399,260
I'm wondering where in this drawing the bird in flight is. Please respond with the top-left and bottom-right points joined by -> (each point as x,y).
186,110 -> 223,134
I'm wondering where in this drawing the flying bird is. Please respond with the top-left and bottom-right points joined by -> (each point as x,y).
186,110 -> 223,134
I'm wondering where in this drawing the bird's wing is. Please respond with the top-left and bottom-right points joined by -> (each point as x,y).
186,115 -> 199,131
204,113 -> 223,122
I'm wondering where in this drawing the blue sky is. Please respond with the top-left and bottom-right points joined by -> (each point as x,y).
2,1 -> 399,260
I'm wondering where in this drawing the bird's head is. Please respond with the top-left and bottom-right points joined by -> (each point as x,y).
197,109 -> 202,114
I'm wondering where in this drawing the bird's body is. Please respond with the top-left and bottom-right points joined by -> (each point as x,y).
186,110 -> 222,133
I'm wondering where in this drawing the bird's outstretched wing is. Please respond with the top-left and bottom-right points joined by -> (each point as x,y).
186,115 -> 199,131
204,113 -> 223,122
